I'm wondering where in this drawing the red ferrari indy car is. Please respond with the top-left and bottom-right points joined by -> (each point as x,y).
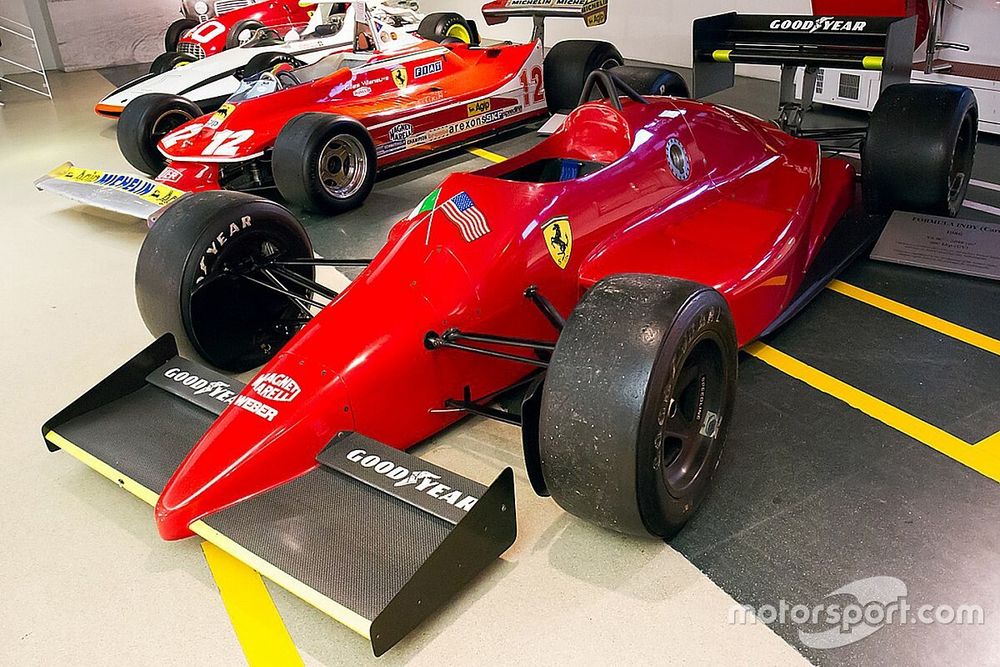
43,12 -> 977,656
35,1 -> 643,220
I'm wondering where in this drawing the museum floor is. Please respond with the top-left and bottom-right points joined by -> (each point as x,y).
1,68 -> 998,665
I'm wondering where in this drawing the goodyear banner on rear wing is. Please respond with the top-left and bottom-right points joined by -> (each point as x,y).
692,12 -> 916,98
481,0 -> 608,27
34,163 -> 186,219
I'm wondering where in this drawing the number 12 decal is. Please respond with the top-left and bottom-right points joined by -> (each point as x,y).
202,129 -> 255,157
519,66 -> 544,106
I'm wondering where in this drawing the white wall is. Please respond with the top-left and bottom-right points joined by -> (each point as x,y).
420,0 -> 812,79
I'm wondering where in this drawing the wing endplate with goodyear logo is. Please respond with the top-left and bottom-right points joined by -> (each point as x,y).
34,162 -> 186,219
42,334 -> 516,656
481,0 -> 609,27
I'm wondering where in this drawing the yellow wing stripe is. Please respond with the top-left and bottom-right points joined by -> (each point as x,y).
45,430 -> 159,506
48,429 -> 372,641
190,520 -> 374,640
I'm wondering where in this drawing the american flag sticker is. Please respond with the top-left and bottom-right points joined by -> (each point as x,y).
440,191 -> 491,242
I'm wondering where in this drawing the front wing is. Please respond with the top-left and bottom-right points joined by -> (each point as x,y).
35,163 -> 185,220
43,335 -> 516,655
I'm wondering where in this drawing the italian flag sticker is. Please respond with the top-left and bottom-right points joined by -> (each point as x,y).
411,188 -> 441,219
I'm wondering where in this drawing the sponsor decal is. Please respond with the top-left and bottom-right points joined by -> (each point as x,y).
769,16 -> 867,32
542,216 -> 573,269
353,85 -> 372,97
388,122 -> 414,141
251,372 -> 301,402
197,215 -> 252,279
391,66 -> 408,89
162,367 -> 238,405
378,104 -> 526,159
440,191 -> 490,242
467,99 -> 492,117
205,103 -> 235,130
233,394 -> 278,421
49,165 -> 185,207
503,0 -> 607,21
666,137 -> 691,181
346,449 -> 479,510
419,89 -> 446,104
376,140 -> 406,158
413,60 -> 443,79
157,166 -> 184,183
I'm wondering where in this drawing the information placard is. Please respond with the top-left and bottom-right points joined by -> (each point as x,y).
870,211 -> 1000,281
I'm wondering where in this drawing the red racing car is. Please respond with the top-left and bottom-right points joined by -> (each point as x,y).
42,13 -> 976,656
171,0 -> 316,62
36,1 -> 639,219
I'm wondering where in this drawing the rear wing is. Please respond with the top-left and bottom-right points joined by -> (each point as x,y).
692,13 -> 917,99
481,0 -> 608,45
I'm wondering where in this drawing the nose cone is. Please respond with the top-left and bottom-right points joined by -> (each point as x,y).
154,351 -> 353,540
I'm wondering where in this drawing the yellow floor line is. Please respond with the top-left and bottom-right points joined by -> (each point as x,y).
466,147 -> 507,163
745,342 -> 1000,483
202,542 -> 304,667
827,279 -> 1000,356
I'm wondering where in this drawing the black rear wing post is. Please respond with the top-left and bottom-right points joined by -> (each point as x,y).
692,13 -> 917,134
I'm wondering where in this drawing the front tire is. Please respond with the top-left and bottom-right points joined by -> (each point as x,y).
150,51 -> 196,75
117,93 -> 202,175
543,40 -> 624,113
272,113 -> 377,214
136,192 -> 314,372
538,274 -> 737,539
226,19 -> 265,49
165,18 -> 198,53
863,83 -> 978,217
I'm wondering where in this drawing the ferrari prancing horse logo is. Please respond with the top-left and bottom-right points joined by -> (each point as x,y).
542,216 -> 573,269
391,66 -> 408,89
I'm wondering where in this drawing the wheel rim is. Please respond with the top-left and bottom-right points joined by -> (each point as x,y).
188,227 -> 312,371
173,59 -> 191,69
445,23 -> 471,43
317,133 -> 368,199
655,337 -> 726,499
947,114 -> 975,210
151,108 -> 195,146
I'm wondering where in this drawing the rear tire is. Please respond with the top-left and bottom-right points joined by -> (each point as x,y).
118,93 -> 202,175
417,12 -> 472,43
273,113 -> 377,214
165,18 -> 198,53
136,192 -> 314,372
226,19 -> 265,49
538,274 -> 737,539
610,65 -> 689,98
543,40 -> 624,113
150,51 -> 196,75
863,83 -> 978,217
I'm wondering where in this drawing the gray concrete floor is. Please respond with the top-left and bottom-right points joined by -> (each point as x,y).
0,71 -> 807,665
